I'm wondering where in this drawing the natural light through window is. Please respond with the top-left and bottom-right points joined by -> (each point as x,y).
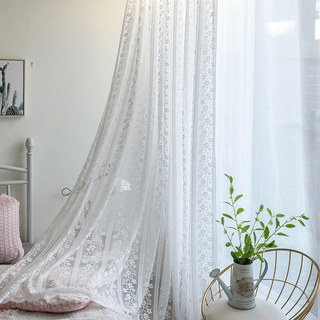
315,0 -> 320,39
266,20 -> 295,37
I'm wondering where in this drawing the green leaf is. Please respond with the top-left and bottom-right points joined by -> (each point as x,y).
225,242 -> 232,247
285,224 -> 295,228
267,208 -> 272,217
264,226 -> 270,239
259,204 -> 264,212
253,232 -> 257,244
237,208 -> 244,215
223,201 -> 232,206
226,226 -> 238,230
260,221 -> 265,229
223,213 -> 234,220
266,242 -> 277,248
302,214 -> 309,220
231,251 -> 239,262
298,219 -> 305,227
265,240 -> 275,248
257,243 -> 265,251
221,217 -> 225,225
234,194 -> 243,202
230,187 -> 234,195
243,245 -> 250,255
277,232 -> 289,237
225,174 -> 233,184
236,246 -> 243,255
242,225 -> 250,233
276,217 -> 280,229
276,214 -> 285,218
256,253 -> 264,263
245,234 -> 251,246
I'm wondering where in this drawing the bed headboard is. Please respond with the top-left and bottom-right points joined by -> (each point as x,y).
0,138 -> 34,245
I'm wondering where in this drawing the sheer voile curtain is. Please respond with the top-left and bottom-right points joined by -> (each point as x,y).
216,0 -> 320,316
0,1 -> 217,319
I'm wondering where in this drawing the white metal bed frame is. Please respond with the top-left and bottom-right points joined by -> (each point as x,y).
0,138 -> 34,252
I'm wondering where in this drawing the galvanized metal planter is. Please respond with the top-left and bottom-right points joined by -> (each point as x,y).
210,257 -> 268,310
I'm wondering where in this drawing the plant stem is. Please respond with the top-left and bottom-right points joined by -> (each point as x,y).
249,211 -> 260,237
224,227 -> 237,252
254,216 -> 295,251
254,218 -> 273,250
230,192 -> 242,249
264,217 -> 295,243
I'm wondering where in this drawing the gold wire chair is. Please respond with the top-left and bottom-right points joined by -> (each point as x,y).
201,248 -> 320,320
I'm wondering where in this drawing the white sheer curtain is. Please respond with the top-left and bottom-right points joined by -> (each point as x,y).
216,0 -> 320,316
0,1 -> 217,319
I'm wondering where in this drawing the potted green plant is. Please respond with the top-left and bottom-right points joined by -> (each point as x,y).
210,174 -> 308,310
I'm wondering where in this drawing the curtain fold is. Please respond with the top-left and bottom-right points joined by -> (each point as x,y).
0,1 -> 217,319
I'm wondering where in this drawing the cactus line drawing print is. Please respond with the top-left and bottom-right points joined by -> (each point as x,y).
0,59 -> 24,116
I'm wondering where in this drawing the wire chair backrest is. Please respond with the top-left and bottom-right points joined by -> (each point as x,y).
201,248 -> 320,320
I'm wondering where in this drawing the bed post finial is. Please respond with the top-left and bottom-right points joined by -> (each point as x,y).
26,137 -> 34,244
26,137 -> 35,153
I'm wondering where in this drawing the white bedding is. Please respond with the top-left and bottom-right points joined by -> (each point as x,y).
0,266 -> 129,320
0,304 -> 126,320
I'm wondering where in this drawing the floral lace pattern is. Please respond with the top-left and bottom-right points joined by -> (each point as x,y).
0,1 -> 217,319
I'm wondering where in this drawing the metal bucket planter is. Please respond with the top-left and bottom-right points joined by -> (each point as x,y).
210,257 -> 268,310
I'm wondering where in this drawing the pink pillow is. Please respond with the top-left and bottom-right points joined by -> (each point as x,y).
0,262 -> 91,313
0,194 -> 24,264
0,296 -> 91,313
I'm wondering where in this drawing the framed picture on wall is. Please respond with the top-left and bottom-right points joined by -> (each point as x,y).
0,59 -> 25,117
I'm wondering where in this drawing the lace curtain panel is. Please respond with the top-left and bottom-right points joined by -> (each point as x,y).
0,1 -> 217,319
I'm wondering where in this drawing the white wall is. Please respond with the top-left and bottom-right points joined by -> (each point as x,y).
0,0 -> 127,241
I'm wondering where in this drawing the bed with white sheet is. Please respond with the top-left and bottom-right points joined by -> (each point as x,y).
0,138 -> 127,320
0,303 -> 126,320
